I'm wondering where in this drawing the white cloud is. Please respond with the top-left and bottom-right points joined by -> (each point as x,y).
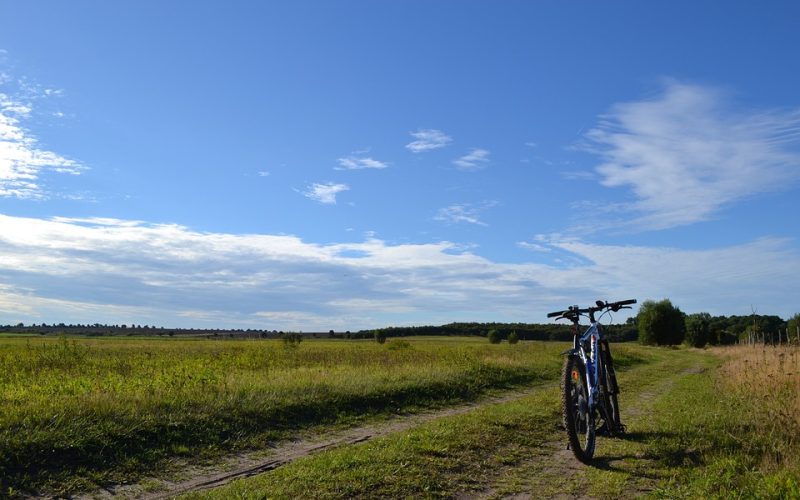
257,170 -> 270,177
336,155 -> 388,170
453,148 -> 490,170
517,241 -> 552,253
584,81 -> 800,230
0,90 -> 85,199
405,129 -> 452,153
434,202 -> 495,226
0,213 -> 797,328
303,182 -> 349,204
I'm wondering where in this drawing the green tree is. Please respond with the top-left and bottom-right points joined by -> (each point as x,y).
684,312 -> 710,348
508,331 -> 519,344
487,329 -> 501,344
637,299 -> 686,345
374,329 -> 387,344
788,313 -> 800,343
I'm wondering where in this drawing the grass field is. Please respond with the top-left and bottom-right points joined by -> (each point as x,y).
0,335 -> 587,496
3,335 -> 797,498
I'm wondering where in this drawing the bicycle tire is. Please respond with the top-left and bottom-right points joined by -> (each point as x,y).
562,355 -> 595,462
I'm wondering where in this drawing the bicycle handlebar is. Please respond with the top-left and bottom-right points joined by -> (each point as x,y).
546,299 -> 637,320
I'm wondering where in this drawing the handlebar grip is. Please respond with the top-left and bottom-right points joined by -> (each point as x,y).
615,299 -> 637,306
547,310 -> 565,318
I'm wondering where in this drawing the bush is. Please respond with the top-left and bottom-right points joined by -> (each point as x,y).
281,332 -> 303,348
788,313 -> 800,343
508,331 -> 519,344
487,329 -> 501,344
374,329 -> 387,344
387,339 -> 412,350
637,299 -> 685,345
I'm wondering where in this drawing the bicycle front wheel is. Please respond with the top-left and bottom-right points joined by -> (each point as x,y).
562,355 -> 595,462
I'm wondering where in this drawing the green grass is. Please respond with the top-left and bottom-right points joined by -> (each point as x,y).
646,347 -> 800,498
0,335 -> 568,496
186,379 -> 564,499
188,345 -> 800,499
184,344 -> 670,499
10,336 -> 785,499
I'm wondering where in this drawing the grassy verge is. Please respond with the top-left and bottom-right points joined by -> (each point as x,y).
0,336 -> 576,496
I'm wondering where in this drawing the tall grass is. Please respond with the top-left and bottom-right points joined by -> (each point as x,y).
715,344 -> 800,472
0,336 -> 565,495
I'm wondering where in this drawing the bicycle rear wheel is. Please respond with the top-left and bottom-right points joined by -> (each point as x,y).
562,355 -> 595,462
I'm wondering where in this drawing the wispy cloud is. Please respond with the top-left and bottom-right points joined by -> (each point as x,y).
517,241 -> 552,252
336,155 -> 388,170
0,214 -> 797,329
561,170 -> 596,181
434,202 -> 496,226
0,95 -> 85,199
257,170 -> 270,177
405,129 -> 452,153
584,80 -> 800,230
303,182 -> 349,204
453,148 -> 490,170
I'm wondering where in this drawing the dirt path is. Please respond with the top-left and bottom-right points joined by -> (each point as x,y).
81,382 -> 557,499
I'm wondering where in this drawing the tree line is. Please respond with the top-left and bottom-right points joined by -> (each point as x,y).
3,302 -> 797,347
354,321 -> 639,342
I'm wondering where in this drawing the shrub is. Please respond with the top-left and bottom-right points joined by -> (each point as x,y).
281,332 -> 303,348
374,329 -> 387,344
487,329 -> 501,344
508,331 -> 519,344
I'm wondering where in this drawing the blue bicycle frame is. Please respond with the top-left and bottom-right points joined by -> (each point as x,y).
573,321 -> 602,411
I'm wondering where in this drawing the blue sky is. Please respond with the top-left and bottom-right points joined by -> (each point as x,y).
0,1 -> 798,330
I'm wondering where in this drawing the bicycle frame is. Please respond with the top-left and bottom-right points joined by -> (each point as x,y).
571,321 -> 603,411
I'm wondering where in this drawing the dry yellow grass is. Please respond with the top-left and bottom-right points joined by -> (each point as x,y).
714,344 -> 800,470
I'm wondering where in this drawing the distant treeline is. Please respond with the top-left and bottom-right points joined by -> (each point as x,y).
348,313 -> 794,345
703,314 -> 788,345
0,312 -> 793,344
352,322 -> 640,342
0,323 -> 280,338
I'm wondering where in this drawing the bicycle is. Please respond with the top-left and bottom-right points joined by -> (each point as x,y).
547,299 -> 637,463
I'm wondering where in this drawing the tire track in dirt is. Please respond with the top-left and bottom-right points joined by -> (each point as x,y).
80,381 -> 558,499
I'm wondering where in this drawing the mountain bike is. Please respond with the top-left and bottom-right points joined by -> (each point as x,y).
547,299 -> 636,463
